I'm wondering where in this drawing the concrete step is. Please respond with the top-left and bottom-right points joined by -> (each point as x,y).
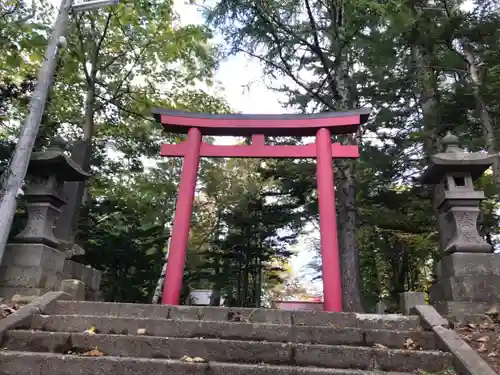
2,330 -> 453,373
0,351 -> 418,375
28,314 -> 437,350
43,301 -> 422,331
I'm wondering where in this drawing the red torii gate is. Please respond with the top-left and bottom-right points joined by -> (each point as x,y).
153,108 -> 370,312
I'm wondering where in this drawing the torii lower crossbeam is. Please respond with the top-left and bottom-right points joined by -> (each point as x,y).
160,139 -> 359,159
153,109 -> 371,312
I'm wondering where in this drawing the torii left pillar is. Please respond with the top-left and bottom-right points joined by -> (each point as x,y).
153,108 -> 370,311
162,127 -> 202,305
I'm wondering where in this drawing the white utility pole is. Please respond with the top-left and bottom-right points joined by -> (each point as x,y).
0,0 -> 119,265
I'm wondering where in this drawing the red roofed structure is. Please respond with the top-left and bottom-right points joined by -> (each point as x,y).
153,108 -> 370,312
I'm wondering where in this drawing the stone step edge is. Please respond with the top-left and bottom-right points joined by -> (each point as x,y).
46,302 -> 416,321
48,300 -> 411,318
0,350 -> 418,375
5,330 -> 453,373
26,314 -> 437,350
8,329 -> 447,356
44,302 -> 421,330
30,313 -> 424,333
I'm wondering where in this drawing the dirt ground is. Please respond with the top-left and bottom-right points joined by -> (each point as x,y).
453,307 -> 500,374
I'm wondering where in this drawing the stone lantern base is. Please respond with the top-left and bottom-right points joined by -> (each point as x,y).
429,252 -> 500,317
0,243 -> 103,302
0,243 -> 67,300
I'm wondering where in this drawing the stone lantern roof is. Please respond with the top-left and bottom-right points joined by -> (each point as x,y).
421,132 -> 495,184
27,137 -> 89,181
11,137 -> 90,248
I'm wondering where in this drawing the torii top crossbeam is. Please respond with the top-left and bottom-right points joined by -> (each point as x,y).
152,108 -> 370,137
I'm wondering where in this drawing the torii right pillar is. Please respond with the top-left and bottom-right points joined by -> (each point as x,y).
422,132 -> 500,318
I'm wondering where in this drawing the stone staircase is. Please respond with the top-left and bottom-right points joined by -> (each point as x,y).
0,300 -> 455,374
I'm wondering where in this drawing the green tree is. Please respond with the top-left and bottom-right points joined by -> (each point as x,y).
180,156 -> 302,308
1,0 -> 52,129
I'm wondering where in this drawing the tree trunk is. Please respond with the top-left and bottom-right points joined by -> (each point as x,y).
242,258 -> 250,307
255,261 -> 262,308
333,53 -> 364,312
397,245 -> 409,295
251,260 -> 258,307
54,70 -> 96,245
151,234 -> 172,304
54,13 -> 111,245
462,42 -> 500,188
151,260 -> 168,304
236,251 -> 243,305
337,160 -> 364,312
409,3 -> 441,157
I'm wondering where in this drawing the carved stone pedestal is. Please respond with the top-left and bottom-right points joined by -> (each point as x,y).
422,133 -> 499,318
430,252 -> 500,316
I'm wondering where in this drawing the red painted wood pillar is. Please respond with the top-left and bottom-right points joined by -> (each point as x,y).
162,127 -> 202,305
315,127 -> 342,312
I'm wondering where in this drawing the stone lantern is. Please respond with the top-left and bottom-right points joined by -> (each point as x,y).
0,138 -> 89,300
422,132 -> 500,316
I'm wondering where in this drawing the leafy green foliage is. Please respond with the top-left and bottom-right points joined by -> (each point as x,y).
182,157 -> 304,307
0,0 -> 53,128
78,197 -> 166,302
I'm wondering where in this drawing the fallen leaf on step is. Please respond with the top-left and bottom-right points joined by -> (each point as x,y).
373,343 -> 387,349
137,328 -> 147,335
227,311 -> 248,322
475,336 -> 490,343
0,304 -> 16,319
180,355 -> 207,363
486,306 -> 499,316
403,337 -> 419,350
82,349 -> 104,357
83,327 -> 97,335
479,322 -> 492,330
478,343 -> 488,353
460,334 -> 471,342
